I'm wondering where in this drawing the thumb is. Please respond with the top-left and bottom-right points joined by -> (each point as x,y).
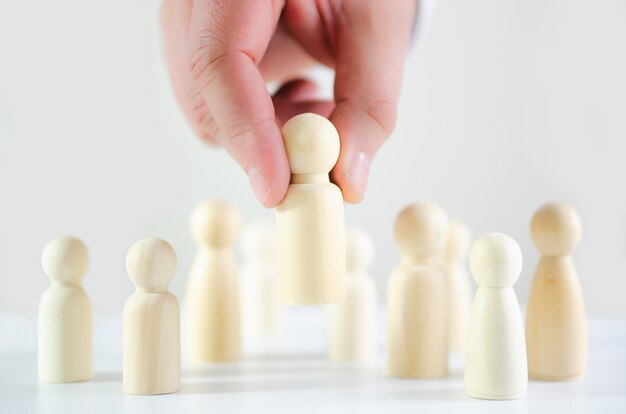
329,0 -> 414,203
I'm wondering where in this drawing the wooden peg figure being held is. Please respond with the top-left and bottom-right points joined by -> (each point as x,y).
275,113 -> 346,305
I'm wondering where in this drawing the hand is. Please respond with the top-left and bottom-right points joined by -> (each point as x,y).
161,0 -> 416,207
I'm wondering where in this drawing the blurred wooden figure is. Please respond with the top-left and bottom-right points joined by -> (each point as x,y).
123,238 -> 180,395
465,233 -> 527,400
38,236 -> 92,383
328,228 -> 377,362
526,202 -> 587,381
441,219 -> 473,354
186,200 -> 241,362
240,220 -> 282,340
276,113 -> 346,304
388,202 -> 449,378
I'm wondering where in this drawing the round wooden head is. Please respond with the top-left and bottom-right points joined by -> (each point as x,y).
126,237 -> 176,290
240,220 -> 275,262
281,113 -> 340,174
531,202 -> 582,256
469,232 -> 522,288
346,228 -> 374,274
190,200 -> 241,248
41,236 -> 89,285
442,219 -> 472,263
394,202 -> 449,258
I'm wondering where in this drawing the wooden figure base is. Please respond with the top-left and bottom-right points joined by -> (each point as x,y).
467,391 -> 525,400
529,372 -> 584,382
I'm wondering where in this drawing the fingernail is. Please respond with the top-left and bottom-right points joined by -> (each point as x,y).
248,168 -> 271,206
347,152 -> 370,198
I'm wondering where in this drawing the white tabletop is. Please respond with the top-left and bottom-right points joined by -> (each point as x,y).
1,308 -> 625,413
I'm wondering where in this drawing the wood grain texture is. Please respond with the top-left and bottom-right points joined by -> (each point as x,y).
123,238 -> 180,395
387,202 -> 449,378
186,248 -> 241,361
276,113 -> 346,305
526,202 -> 587,381
388,262 -> 448,377
277,183 -> 346,304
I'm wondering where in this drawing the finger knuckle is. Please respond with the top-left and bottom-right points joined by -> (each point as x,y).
224,122 -> 256,150
364,99 -> 397,138
222,116 -> 277,157
188,30 -> 228,85
186,90 -> 219,143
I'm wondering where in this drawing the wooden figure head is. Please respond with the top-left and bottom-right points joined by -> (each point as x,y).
190,200 -> 241,249
281,113 -> 340,175
470,233 -> 522,288
41,236 -> 89,285
394,202 -> 449,258
126,237 -> 176,291
531,202 -> 582,256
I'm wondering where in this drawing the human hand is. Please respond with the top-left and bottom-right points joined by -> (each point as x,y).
161,0 -> 416,207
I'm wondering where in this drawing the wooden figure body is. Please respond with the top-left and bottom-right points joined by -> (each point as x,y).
276,113 -> 346,304
186,200 -> 241,362
240,220 -> 282,339
38,236 -> 92,383
465,233 -> 527,400
441,219 -> 473,354
388,202 -> 449,378
328,229 -> 377,362
526,202 -> 587,381
123,238 -> 180,395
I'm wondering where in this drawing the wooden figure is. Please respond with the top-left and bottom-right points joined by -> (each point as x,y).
123,237 -> 180,395
465,233 -> 527,400
186,200 -> 241,362
38,236 -> 92,383
526,202 -> 587,381
275,113 -> 346,304
328,228 -> 377,362
388,202 -> 449,378
240,220 -> 282,339
441,219 -> 473,354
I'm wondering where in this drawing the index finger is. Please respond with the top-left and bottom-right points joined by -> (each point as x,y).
189,0 -> 289,207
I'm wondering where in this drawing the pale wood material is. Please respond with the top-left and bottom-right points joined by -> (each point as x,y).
465,233 -> 527,400
388,202 -> 449,378
441,219 -> 473,354
123,237 -> 180,395
240,220 -> 282,339
186,200 -> 241,362
38,236 -> 92,383
526,202 -> 587,381
276,113 -> 346,304
328,228 -> 377,362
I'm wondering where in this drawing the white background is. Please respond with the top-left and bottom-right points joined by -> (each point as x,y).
0,0 -> 625,316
